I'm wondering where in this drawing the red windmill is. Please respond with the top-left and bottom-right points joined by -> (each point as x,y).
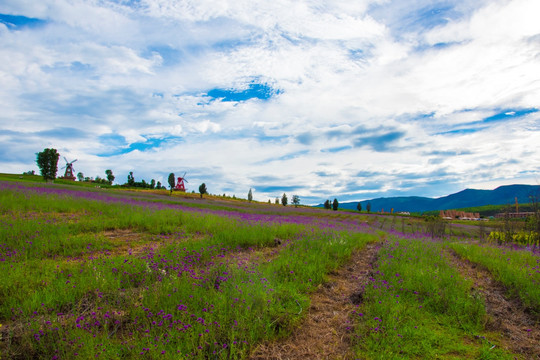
174,172 -> 188,191
61,157 -> 77,180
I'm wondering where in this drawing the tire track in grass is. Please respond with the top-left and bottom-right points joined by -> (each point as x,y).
446,248 -> 540,359
250,242 -> 379,360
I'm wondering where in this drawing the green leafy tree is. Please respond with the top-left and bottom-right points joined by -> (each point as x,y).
281,193 -> 288,206
168,173 -> 175,194
367,201 -> 371,213
105,169 -> 115,185
77,172 -> 84,182
199,183 -> 207,198
332,198 -> 339,211
36,148 -> 60,182
127,172 -> 135,186
275,197 -> 279,205
248,188 -> 253,202
324,200 -> 331,210
357,202 -> 362,212
156,181 -> 162,189
292,195 -> 300,207
150,179 -> 156,189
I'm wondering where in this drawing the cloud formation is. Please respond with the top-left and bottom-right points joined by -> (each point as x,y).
1,0 -> 539,204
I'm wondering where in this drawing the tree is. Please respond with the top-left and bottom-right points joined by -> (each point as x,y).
168,173 -> 175,194
292,195 -> 300,207
127,172 -> 135,186
281,193 -> 288,206
324,200 -> 331,210
332,198 -> 339,211
366,202 -> 371,213
199,183 -> 207,198
77,172 -> 84,182
150,179 -> 156,189
105,169 -> 115,185
275,197 -> 279,205
357,202 -> 362,212
36,148 -> 60,182
248,188 -> 253,202
156,181 -> 162,189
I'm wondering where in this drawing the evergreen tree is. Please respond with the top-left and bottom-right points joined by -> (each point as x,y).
248,188 -> 253,202
324,200 -> 331,210
281,193 -> 288,206
357,202 -> 362,212
36,148 -> 60,182
332,198 -> 339,211
367,202 -> 371,213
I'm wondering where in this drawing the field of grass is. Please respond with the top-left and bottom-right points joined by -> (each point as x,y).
449,242 -> 540,316
1,178 -> 538,359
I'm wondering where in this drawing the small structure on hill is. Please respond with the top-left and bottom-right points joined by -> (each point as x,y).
440,209 -> 480,220
494,212 -> 534,219
174,172 -> 189,191
59,157 -> 77,180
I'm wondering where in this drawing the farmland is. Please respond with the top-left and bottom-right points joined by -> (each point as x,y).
0,179 -> 539,359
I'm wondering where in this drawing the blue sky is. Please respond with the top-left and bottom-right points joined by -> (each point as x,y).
1,0 -> 539,204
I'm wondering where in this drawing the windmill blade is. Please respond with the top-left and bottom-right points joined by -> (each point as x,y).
182,172 -> 187,179
64,157 -> 68,163
184,178 -> 188,183
72,159 -> 78,163
61,165 -> 66,169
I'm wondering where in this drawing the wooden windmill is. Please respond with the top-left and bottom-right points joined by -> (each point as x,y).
174,172 -> 188,191
61,157 -> 77,180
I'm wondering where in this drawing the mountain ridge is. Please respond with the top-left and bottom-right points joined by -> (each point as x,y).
319,184 -> 540,213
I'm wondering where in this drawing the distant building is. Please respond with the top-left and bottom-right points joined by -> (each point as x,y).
494,212 -> 534,219
439,209 -> 480,220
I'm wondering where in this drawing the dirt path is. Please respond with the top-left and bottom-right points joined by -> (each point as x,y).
446,248 -> 540,359
250,242 -> 379,360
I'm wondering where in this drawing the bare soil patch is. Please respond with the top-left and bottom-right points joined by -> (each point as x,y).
446,248 -> 540,359
250,242 -> 379,360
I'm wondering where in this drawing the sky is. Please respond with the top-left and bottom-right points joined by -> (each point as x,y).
1,0 -> 539,205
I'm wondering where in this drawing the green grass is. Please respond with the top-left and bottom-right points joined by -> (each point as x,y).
353,236 -> 514,359
449,242 -> 540,316
0,181 -> 378,359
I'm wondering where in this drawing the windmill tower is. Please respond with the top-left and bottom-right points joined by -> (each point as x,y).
175,172 -> 188,191
61,157 -> 77,180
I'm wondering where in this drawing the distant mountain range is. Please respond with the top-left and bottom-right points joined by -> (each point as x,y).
319,185 -> 540,213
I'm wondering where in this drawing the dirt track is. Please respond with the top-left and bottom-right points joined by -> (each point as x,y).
447,249 -> 540,359
250,242 -> 379,360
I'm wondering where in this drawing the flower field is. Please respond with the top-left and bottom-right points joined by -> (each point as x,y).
0,180 -> 539,359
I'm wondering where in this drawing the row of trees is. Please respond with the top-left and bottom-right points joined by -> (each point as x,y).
36,149 -> 369,209
76,169 -> 116,185
125,171 -> 164,189
322,199 -> 372,212
268,193 -> 301,207
35,148 -> 118,185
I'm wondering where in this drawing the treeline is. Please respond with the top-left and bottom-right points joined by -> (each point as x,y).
123,171 -> 165,189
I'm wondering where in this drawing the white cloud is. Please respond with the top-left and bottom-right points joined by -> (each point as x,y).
0,0 -> 539,203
